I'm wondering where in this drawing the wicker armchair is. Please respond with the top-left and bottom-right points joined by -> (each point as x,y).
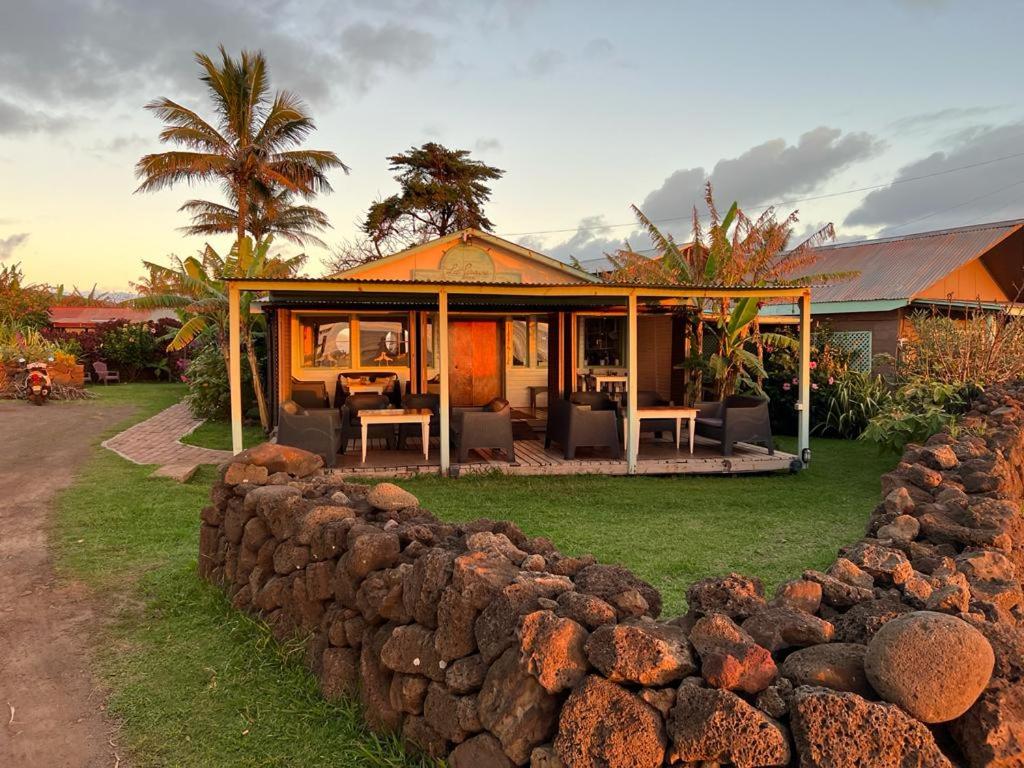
398,393 -> 440,450
450,397 -> 516,463
695,395 -> 774,456
276,400 -> 343,467
290,379 -> 330,409
545,392 -> 622,459
339,393 -> 397,454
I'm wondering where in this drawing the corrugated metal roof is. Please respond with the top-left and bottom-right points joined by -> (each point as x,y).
225,276 -> 810,291
806,219 -> 1024,302
48,306 -> 176,326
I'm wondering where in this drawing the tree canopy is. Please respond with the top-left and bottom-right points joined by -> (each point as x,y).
361,142 -> 504,256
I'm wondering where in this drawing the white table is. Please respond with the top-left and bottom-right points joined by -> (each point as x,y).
592,374 -> 627,393
631,406 -> 699,453
358,408 -> 433,463
348,382 -> 385,394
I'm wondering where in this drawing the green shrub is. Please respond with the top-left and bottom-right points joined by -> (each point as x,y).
859,378 -> 972,453
98,322 -> 162,380
183,344 -> 257,422
819,370 -> 892,439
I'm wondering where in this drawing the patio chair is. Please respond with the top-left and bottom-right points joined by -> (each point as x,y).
695,395 -> 774,456
290,379 -> 330,410
397,393 -> 440,450
450,397 -> 516,463
276,400 -> 343,468
92,361 -> 120,384
339,392 -> 397,455
545,393 -> 622,460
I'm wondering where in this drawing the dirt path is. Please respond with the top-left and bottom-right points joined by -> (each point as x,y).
0,399 -> 134,768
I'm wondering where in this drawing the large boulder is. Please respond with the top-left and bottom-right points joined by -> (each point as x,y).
584,620 -> 695,686
666,684 -> 790,767
452,549 -> 521,610
790,687 -> 953,768
779,643 -> 873,698
449,733 -> 515,768
574,564 -> 662,619
402,546 -> 456,628
518,610 -> 590,694
379,624 -> 446,682
478,647 -> 560,764
686,572 -> 766,620
554,675 -> 666,768
234,442 -> 322,477
864,611 -> 994,723
688,613 -> 777,694
343,530 -> 400,579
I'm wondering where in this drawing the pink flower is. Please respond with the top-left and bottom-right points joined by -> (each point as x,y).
828,376 -> 835,385
810,361 -> 818,369
180,375 -> 189,383
792,377 -> 798,384
782,382 -> 791,391
811,383 -> 819,391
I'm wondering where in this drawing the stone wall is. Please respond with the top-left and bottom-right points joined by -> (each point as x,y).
198,384 -> 1024,767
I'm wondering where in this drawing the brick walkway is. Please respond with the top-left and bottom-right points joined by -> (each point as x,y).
102,402 -> 233,466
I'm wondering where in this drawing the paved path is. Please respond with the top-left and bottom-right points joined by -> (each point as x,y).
102,402 -> 233,466
0,399 -> 133,767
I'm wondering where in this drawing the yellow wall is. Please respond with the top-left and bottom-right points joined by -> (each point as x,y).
917,259 -> 1008,303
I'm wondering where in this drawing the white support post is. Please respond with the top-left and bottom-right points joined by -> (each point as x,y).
626,292 -> 639,475
438,290 -> 451,475
228,284 -> 244,455
798,290 -> 812,466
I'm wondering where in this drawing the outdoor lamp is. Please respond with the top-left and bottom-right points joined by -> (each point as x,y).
801,448 -> 811,465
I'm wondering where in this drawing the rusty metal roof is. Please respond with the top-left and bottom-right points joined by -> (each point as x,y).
807,219 -> 1024,302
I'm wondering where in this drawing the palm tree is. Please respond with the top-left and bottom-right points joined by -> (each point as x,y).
135,45 -> 347,244
132,236 -> 305,430
179,187 -> 331,248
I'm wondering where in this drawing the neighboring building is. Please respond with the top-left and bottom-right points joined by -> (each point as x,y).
48,306 -> 177,332
760,219 -> 1024,371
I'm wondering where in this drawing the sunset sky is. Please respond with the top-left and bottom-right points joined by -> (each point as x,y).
3,0 -> 1024,292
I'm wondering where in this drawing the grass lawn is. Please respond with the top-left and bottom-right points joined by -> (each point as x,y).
55,383 -> 894,765
181,419 -> 266,451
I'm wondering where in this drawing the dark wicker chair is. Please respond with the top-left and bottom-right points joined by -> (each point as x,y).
398,393 -> 440,450
450,397 -> 516,463
545,392 -> 623,459
290,379 -> 330,409
276,400 -> 343,468
339,393 -> 397,455
695,395 -> 774,456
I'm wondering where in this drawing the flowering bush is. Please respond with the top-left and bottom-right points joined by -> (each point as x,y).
42,318 -> 186,381
182,343 -> 257,422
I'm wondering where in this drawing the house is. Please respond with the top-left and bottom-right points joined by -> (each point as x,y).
226,229 -> 813,477
48,306 -> 177,332
760,219 -> 1024,371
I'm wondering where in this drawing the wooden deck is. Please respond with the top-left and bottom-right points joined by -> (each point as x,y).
329,434 -> 797,478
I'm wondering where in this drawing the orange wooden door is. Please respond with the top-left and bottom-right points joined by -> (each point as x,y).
449,321 -> 502,406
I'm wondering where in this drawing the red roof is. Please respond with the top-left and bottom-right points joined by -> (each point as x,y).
48,306 -> 175,328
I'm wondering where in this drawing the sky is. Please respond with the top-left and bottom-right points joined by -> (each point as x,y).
3,0 -> 1024,292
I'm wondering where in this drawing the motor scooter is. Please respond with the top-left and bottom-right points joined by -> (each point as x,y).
20,357 -> 53,405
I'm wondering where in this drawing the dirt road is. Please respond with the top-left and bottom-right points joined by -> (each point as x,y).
0,399 -> 133,767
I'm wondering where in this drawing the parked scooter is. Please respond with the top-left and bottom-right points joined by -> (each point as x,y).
20,357 -> 53,405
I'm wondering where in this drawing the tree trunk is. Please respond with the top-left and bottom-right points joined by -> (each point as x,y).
244,332 -> 270,431
236,183 -> 249,243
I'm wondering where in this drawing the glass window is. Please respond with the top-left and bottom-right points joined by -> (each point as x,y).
536,320 -> 549,367
299,315 -> 351,368
511,318 -> 529,367
425,315 -> 437,370
359,316 -> 410,367
581,317 -> 624,367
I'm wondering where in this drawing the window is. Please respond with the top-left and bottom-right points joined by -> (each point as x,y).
299,315 -> 350,368
511,318 -> 529,367
536,320 -> 549,367
581,316 -> 624,367
359,316 -> 410,367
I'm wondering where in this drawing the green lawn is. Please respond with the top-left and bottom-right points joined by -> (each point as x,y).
181,420 -> 266,451
54,383 -> 894,765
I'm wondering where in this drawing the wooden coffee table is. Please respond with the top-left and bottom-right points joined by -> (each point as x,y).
358,408 -> 433,463
632,406 -> 699,453
348,382 -> 384,394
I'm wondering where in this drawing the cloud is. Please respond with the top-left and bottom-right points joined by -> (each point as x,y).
92,134 -> 148,154
522,49 -> 565,77
0,98 -> 69,135
0,232 -> 29,260
339,21 -> 438,91
640,126 -> 884,220
583,38 -> 614,61
844,120 -> 1024,233
518,216 -> 639,264
474,137 -> 501,152
888,106 -> 1005,134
